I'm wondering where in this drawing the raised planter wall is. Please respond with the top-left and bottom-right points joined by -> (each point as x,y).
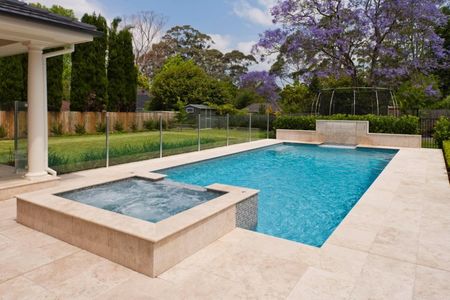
277,120 -> 422,148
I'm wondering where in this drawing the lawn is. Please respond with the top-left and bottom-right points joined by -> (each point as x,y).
0,128 -> 265,173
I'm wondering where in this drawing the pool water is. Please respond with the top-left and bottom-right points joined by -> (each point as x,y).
160,143 -> 397,247
57,177 -> 224,223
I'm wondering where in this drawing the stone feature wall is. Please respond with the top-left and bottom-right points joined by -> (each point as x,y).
277,120 -> 422,148
236,195 -> 258,230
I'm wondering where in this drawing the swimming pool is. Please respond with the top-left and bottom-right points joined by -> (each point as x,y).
160,143 -> 397,247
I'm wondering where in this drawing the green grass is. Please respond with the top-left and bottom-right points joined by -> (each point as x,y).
0,128 -> 265,174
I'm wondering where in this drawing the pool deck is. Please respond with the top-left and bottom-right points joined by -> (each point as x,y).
0,139 -> 449,299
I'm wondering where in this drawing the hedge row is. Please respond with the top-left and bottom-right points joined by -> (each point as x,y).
443,141 -> 450,173
273,114 -> 420,135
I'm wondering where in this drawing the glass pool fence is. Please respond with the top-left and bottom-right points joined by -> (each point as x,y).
46,113 -> 273,174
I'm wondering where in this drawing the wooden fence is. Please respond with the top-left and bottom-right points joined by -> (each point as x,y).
0,111 -> 176,139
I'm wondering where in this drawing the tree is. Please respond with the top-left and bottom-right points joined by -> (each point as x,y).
107,18 -> 137,111
0,54 -> 27,109
255,0 -> 447,86
223,50 -> 256,84
396,73 -> 442,113
150,56 -> 230,110
233,89 -> 264,109
162,25 -> 213,63
279,82 -> 313,113
239,71 -> 279,103
435,6 -> 450,96
123,11 -> 167,74
71,13 -> 108,111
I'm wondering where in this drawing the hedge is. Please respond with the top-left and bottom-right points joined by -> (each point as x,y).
433,116 -> 450,148
273,114 -> 420,135
443,140 -> 450,170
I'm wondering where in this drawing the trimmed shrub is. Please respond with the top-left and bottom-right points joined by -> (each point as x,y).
130,122 -> 138,132
0,125 -> 7,138
114,121 -> 124,133
144,119 -> 156,131
433,116 -> 450,148
273,114 -> 420,134
96,122 -> 107,133
74,123 -> 86,135
50,122 -> 64,136
443,141 -> 450,172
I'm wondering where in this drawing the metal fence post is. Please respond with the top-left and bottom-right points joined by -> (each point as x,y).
105,112 -> 110,168
249,113 -> 252,142
197,114 -> 201,151
159,115 -> 163,158
266,112 -> 270,139
226,113 -> 230,146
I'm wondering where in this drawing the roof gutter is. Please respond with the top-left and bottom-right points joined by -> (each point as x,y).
43,45 -> 74,176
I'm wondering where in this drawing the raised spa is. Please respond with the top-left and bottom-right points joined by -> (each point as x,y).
57,177 -> 224,223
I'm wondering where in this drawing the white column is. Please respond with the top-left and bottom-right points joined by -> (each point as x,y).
26,45 -> 48,178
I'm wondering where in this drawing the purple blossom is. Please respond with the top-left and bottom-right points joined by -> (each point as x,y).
240,71 -> 279,102
254,0 -> 449,85
424,84 -> 440,98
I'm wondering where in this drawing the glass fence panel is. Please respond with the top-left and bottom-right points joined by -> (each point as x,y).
162,114 -> 198,157
249,114 -> 268,141
48,114 -> 107,174
108,116 -> 160,167
228,114 -> 251,145
199,115 -> 227,150
0,103 -> 18,176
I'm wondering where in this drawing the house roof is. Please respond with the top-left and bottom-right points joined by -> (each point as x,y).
186,104 -> 215,110
0,0 -> 102,36
246,102 -> 281,113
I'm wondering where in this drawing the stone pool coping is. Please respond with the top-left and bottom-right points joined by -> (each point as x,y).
17,171 -> 257,243
16,168 -> 258,277
2,139 -> 449,298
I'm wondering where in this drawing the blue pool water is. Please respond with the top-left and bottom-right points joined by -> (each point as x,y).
160,143 -> 397,247
57,177 -> 224,223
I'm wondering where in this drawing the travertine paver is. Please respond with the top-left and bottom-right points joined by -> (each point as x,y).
0,141 -> 449,299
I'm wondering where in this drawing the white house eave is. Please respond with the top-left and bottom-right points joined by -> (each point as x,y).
0,15 -> 94,57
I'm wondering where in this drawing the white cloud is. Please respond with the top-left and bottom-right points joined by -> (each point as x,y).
232,0 -> 275,26
25,0 -> 104,18
237,40 -> 256,54
209,33 -> 233,53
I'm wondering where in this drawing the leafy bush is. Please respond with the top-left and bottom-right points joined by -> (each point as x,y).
114,121 -> 124,133
273,114 -> 420,134
74,123 -> 86,135
443,141 -> 450,172
50,122 -> 64,136
433,116 -> 450,148
96,122 -> 107,133
0,125 -> 7,139
130,122 -> 138,132
144,119 -> 157,130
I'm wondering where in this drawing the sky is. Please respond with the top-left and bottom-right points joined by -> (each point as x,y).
28,0 -> 279,70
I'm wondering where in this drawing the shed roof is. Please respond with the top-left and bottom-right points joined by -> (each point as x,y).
0,0 -> 101,36
186,104 -> 215,110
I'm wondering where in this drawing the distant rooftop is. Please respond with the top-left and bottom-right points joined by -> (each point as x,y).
186,104 -> 215,110
0,0 -> 101,36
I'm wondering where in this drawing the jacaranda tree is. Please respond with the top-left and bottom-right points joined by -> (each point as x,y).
255,0 -> 448,86
239,71 -> 279,103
